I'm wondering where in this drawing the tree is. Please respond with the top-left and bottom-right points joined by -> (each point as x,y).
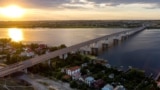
59,44 -> 67,49
30,43 -> 39,50
77,83 -> 88,90
70,81 -> 78,88
56,72 -> 63,80
80,68 -> 87,75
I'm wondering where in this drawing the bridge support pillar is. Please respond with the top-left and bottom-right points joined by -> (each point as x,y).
90,43 -> 99,55
71,51 -> 76,54
102,43 -> 108,50
91,48 -> 98,55
59,53 -> 68,60
80,46 -> 91,55
121,36 -> 126,41
48,59 -> 51,67
84,51 -> 90,55
113,39 -> 119,45
59,55 -> 63,59
24,69 -> 28,73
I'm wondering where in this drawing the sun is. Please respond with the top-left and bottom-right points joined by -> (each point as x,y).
8,28 -> 23,42
0,5 -> 25,18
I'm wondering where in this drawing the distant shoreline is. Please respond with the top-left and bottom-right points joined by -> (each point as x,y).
0,20 -> 149,28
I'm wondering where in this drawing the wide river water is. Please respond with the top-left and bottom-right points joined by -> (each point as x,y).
0,28 -> 127,46
98,29 -> 160,77
0,28 -> 159,76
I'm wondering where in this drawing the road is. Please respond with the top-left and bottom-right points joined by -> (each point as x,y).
18,74 -> 75,90
18,74 -> 47,90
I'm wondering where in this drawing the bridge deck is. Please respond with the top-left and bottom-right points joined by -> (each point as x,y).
0,26 -> 146,77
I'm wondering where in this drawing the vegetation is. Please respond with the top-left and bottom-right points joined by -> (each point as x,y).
0,38 -> 67,65
0,78 -> 34,90
70,80 -> 78,88
0,20 -> 146,28
0,38 -> 159,89
26,52 -> 159,90
28,53 -> 90,79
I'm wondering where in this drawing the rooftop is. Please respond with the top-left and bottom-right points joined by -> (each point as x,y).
85,76 -> 94,81
66,66 -> 80,71
102,84 -> 114,90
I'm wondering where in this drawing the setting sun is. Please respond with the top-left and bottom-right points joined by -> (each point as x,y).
0,5 -> 25,18
8,28 -> 23,42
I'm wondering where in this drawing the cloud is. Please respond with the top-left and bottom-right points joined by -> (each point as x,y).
89,0 -> 160,4
0,0 -> 69,9
88,0 -> 160,7
63,0 -> 160,9
0,0 -> 159,9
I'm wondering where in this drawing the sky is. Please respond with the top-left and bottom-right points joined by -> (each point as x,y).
0,0 -> 160,20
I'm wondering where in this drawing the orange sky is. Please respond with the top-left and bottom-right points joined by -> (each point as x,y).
0,0 -> 160,20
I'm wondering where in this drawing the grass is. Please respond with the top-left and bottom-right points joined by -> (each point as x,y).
0,78 -> 34,90
37,80 -> 49,86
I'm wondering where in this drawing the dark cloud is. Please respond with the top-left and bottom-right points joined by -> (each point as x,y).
0,0 -> 159,9
22,0 -> 69,8
88,0 -> 160,5
89,0 -> 160,8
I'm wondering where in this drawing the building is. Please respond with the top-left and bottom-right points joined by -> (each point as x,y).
39,44 -> 47,49
114,85 -> 125,90
66,66 -> 80,76
72,72 -> 81,80
85,76 -> 95,86
109,73 -> 114,79
81,63 -> 88,67
105,64 -> 111,68
101,84 -> 114,90
20,51 -> 35,57
62,75 -> 71,81
79,75 -> 88,82
93,79 -> 105,89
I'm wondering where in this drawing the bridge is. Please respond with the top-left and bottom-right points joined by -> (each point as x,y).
0,26 -> 146,77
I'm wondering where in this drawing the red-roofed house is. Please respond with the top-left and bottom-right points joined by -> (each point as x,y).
93,79 -> 105,89
39,44 -> 47,49
66,66 -> 81,76
62,75 -> 71,80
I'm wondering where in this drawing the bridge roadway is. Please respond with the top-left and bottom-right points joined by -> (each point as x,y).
0,26 -> 146,77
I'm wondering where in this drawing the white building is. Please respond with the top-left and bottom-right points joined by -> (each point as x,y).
85,76 -> 95,86
105,64 -> 111,68
66,66 -> 80,76
20,51 -> 35,57
114,85 -> 126,90
102,84 -> 114,90
109,74 -> 114,79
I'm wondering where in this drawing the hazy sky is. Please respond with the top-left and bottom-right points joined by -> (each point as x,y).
0,0 -> 160,20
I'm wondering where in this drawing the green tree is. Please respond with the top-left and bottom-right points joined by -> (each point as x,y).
70,81 -> 78,88
80,68 -> 87,75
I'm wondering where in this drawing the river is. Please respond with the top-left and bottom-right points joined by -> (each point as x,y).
0,28 -> 127,46
0,28 -> 159,77
98,29 -> 160,77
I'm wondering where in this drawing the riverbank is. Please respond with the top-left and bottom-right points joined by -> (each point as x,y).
0,20 -> 144,28
26,53 -> 159,90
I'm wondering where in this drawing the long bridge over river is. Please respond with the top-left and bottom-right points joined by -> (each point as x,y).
0,26 -> 146,77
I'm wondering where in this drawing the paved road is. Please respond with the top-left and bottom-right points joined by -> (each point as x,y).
18,74 -> 75,90
35,75 -> 75,90
18,74 -> 47,90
